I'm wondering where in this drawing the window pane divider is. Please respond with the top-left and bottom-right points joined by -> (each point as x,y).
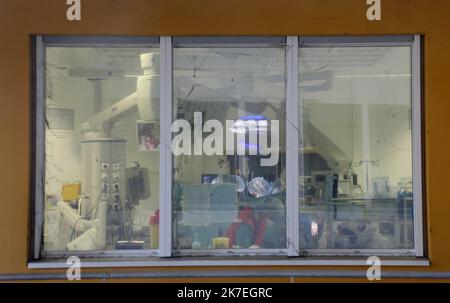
159,36 -> 173,257
412,34 -> 424,257
286,36 -> 300,256
32,36 -> 45,260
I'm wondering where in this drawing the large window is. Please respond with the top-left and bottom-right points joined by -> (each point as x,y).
32,36 -> 423,261
36,37 -> 161,256
172,38 -> 287,254
298,40 -> 420,255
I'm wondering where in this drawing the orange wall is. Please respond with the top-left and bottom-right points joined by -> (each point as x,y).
0,0 -> 449,282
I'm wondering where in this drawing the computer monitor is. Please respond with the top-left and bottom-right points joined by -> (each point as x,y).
201,174 -> 218,184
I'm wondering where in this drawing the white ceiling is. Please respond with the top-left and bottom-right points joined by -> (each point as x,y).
46,46 -> 411,107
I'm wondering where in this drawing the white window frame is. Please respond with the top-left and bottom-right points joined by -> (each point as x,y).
296,35 -> 424,257
32,36 -> 162,260
32,35 -> 424,262
170,36 -> 289,257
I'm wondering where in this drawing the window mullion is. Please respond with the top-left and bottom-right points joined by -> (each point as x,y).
33,36 -> 45,260
159,36 -> 173,257
412,34 -> 424,257
286,36 -> 300,256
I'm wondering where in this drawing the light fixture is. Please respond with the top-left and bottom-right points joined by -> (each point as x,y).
229,115 -> 269,134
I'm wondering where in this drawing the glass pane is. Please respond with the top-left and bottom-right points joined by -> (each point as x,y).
298,46 -> 414,251
173,47 -> 287,251
43,46 -> 160,252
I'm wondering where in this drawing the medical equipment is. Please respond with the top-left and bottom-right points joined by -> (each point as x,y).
247,177 -> 272,198
211,175 -> 246,192
58,53 -> 158,251
181,183 -> 238,226
61,183 -> 81,202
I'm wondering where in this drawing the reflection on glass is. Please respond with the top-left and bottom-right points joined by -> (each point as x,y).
43,47 -> 160,252
298,47 -> 414,251
172,47 -> 287,250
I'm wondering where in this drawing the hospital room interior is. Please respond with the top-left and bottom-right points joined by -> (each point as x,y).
42,43 -> 414,253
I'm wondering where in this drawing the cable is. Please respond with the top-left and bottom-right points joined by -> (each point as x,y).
68,161 -> 106,241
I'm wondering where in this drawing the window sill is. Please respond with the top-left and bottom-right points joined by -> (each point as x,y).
28,256 -> 430,269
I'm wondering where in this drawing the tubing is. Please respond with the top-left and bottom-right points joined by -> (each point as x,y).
57,201 -> 95,232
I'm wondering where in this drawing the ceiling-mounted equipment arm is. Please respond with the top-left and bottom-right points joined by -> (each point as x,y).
80,92 -> 139,136
80,53 -> 160,137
